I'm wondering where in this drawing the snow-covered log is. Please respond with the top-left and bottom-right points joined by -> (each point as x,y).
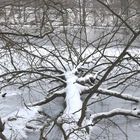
59,68 -> 96,140
59,70 -> 86,140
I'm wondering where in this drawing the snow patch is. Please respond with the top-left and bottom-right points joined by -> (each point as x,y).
2,106 -> 40,140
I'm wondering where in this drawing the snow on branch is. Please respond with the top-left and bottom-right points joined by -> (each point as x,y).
91,108 -> 140,122
77,74 -> 95,83
97,88 -> 140,103
76,72 -> 99,87
81,87 -> 140,103
28,89 -> 65,107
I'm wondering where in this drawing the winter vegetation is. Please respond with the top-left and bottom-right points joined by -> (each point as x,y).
0,0 -> 140,140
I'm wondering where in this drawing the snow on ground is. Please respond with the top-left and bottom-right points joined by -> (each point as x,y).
3,107 -> 40,140
0,85 -> 65,140
0,86 -> 45,140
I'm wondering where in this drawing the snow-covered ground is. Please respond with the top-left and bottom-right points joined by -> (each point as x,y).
0,86 -> 64,140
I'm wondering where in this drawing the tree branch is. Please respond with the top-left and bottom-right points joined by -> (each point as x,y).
97,88 -> 140,103
29,90 -> 65,106
91,108 -> 140,122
